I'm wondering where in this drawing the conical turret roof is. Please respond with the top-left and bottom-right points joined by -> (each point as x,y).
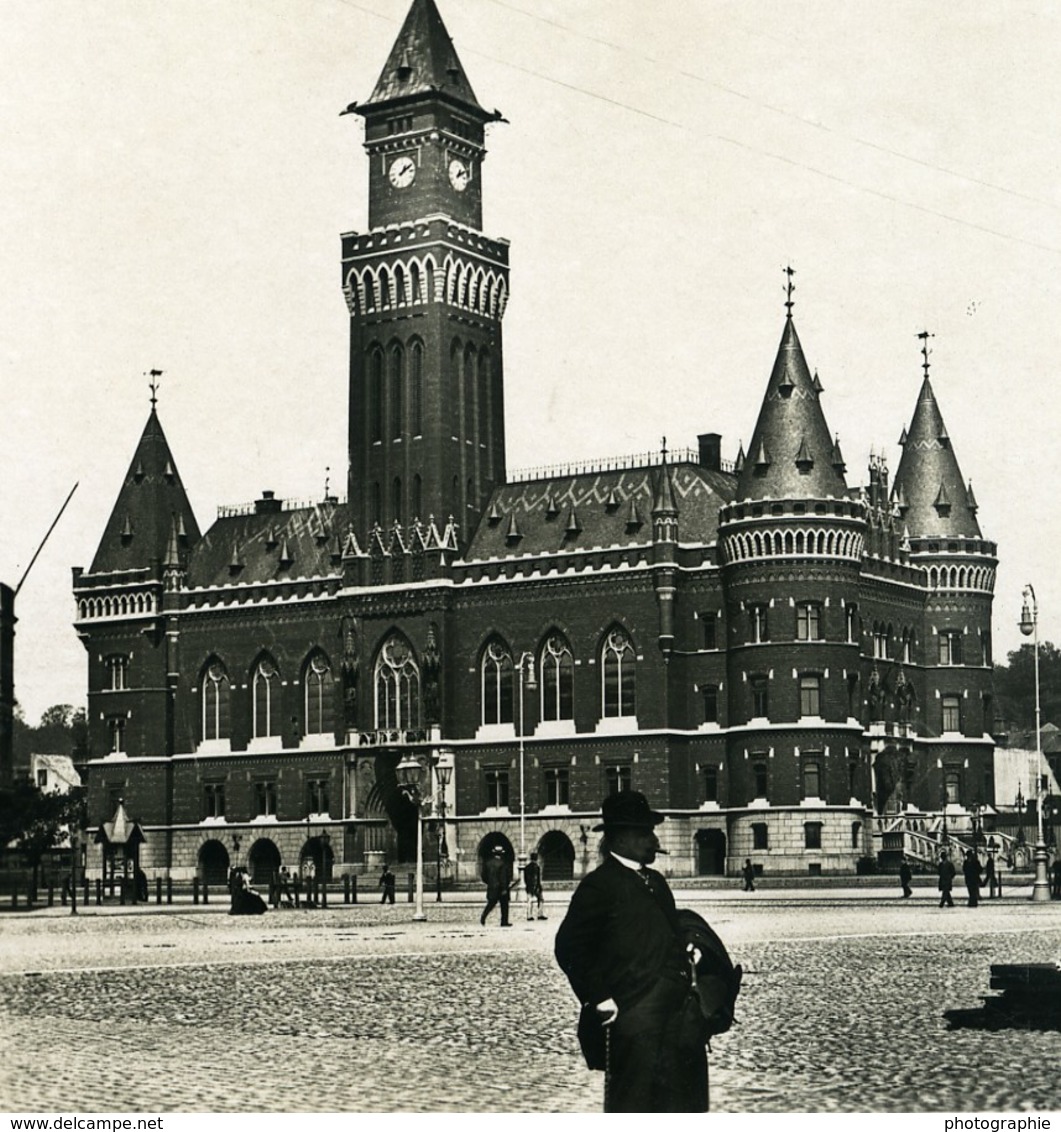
89,409 -> 200,574
891,376 -> 981,539
735,318 -> 848,502
362,0 -> 486,117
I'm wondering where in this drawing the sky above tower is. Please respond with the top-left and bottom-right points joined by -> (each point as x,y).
1,0 -> 1058,722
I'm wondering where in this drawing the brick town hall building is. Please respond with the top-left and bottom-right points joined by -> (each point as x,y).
74,0 -> 997,888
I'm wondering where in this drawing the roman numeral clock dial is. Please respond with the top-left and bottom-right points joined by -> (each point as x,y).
388,155 -> 416,188
448,158 -> 470,192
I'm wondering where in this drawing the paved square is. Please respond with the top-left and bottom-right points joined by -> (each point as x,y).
1,889 -> 1059,1112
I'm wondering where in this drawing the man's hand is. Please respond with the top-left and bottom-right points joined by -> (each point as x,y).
595,997 -> 619,1025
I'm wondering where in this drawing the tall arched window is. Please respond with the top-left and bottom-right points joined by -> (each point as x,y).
478,350 -> 491,473
412,474 -> 423,520
375,636 -> 420,730
392,477 -> 402,524
369,348 -> 384,443
253,657 -> 281,739
540,634 -> 574,721
202,660 -> 230,742
463,344 -> 476,446
410,341 -> 423,436
304,653 -> 333,737
602,628 -> 636,718
389,343 -> 403,439
450,342 -> 462,438
481,639 -> 514,725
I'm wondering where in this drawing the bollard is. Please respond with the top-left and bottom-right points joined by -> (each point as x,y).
167,876 -> 173,905
94,878 -> 101,906
351,874 -> 358,904
156,876 -> 162,904
48,884 -> 55,907
408,872 -> 415,902
343,874 -> 350,904
293,875 -> 301,909
193,876 -> 200,905
11,888 -> 17,909
203,881 -> 209,905
321,879 -> 328,909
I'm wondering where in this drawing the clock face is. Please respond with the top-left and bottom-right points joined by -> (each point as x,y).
388,155 -> 416,189
448,158 -> 470,192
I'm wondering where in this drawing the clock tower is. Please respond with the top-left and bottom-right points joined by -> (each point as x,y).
343,0 -> 509,548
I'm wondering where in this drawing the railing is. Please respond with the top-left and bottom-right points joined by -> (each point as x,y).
508,448 -> 735,483
217,495 -> 347,519
356,728 -> 431,747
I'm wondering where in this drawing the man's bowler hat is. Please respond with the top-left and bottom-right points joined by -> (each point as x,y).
592,790 -> 666,832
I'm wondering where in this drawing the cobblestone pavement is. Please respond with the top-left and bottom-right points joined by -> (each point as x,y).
1,891 -> 1060,1113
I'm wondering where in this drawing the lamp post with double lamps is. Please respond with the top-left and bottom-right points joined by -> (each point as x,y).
396,749 -> 454,920
1019,584 -> 1052,902
515,652 -> 538,872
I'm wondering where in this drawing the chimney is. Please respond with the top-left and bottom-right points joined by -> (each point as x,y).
255,491 -> 282,515
698,433 -> 722,472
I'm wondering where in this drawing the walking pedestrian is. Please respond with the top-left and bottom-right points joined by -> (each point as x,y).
899,858 -> 913,898
522,851 -> 546,920
937,851 -> 956,908
1051,857 -> 1061,899
962,849 -> 983,907
555,791 -> 710,1112
379,862 -> 396,905
480,845 -> 512,926
741,858 -> 756,892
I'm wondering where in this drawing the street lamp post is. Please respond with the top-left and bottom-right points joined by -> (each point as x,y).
515,652 -> 538,871
397,753 -> 428,921
434,750 -> 453,903
1019,584 -> 1052,902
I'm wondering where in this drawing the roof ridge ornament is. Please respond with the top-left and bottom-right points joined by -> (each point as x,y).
917,329 -> 934,379
783,265 -> 795,319
146,369 -> 162,409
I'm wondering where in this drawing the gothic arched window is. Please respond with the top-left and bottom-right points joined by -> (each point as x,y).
304,653 -> 333,737
481,639 -> 514,725
389,343 -> 404,439
539,634 -> 574,721
202,660 -> 230,742
375,636 -> 420,730
601,627 -> 636,718
369,347 -> 384,443
253,657 -> 281,739
410,340 -> 424,436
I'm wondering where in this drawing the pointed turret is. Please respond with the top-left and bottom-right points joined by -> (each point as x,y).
891,375 -> 981,538
735,319 -> 848,502
362,0 -> 486,117
89,408 -> 200,575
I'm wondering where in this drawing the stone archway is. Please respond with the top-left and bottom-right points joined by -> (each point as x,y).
538,829 -> 575,881
300,836 -> 334,882
198,839 -> 229,886
248,838 -> 281,887
476,832 -> 515,880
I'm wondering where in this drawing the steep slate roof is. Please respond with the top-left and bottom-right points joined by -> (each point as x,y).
735,318 -> 848,503
89,410 -> 201,575
362,0 -> 486,116
891,376 -> 981,539
466,463 -> 737,560
188,501 -> 348,588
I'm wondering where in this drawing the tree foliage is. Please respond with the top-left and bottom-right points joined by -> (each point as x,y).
993,641 -> 1061,733
11,702 -> 88,771
0,782 -> 86,867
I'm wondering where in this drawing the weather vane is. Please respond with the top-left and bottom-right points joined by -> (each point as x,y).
147,369 -> 163,408
661,436 -> 668,462
783,266 -> 796,318
916,330 -> 934,379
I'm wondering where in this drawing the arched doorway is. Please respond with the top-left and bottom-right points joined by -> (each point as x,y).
300,836 -> 334,882
695,829 -> 726,876
476,832 -> 515,880
198,839 -> 229,886
249,838 -> 281,887
538,829 -> 575,881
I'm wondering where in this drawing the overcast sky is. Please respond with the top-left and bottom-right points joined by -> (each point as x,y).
2,0 -> 1058,724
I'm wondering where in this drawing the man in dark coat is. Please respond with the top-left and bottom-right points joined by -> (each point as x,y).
554,791 -> 707,1112
899,858 -> 913,898
937,850 -> 956,908
962,849 -> 983,907
480,845 -> 512,926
